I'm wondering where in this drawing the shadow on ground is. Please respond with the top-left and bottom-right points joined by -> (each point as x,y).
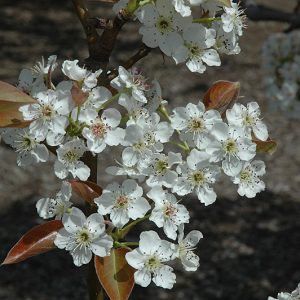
0,191 -> 299,300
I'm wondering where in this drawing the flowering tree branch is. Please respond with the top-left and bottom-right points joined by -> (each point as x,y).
0,1 -> 281,300
240,0 -> 300,30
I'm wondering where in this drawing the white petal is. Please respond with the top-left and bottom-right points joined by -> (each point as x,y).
134,268 -> 152,287
90,234 -> 113,257
128,197 -> 150,220
71,247 -> 92,266
139,231 -> 161,255
125,249 -> 146,269
86,213 -> 105,236
153,265 -> 176,289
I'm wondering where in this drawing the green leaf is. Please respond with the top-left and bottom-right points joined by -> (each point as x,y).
0,81 -> 36,127
203,80 -> 240,113
2,220 -> 63,265
94,248 -> 135,300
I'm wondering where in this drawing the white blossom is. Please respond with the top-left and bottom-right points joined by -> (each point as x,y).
268,283 -> 300,300
122,113 -> 173,166
36,181 -> 72,219
207,123 -> 256,176
125,231 -> 176,289
175,224 -> 203,271
147,186 -> 189,240
62,60 -> 102,91
111,66 -> 150,103
95,179 -> 150,228
136,0 -> 192,56
213,21 -> 241,55
54,138 -> 90,180
82,108 -> 124,153
226,102 -> 268,141
173,149 -> 220,205
232,160 -> 266,198
54,208 -> 113,266
142,152 -> 182,188
221,1 -> 246,36
1,128 -> 49,166
170,101 -> 222,149
31,55 -> 58,78
106,159 -> 146,182
83,86 -> 112,111
172,23 -> 221,73
172,0 -> 204,17
19,89 -> 73,141
17,55 -> 58,95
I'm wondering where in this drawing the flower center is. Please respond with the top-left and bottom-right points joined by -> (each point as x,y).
223,139 -> 237,154
164,203 -> 178,218
243,114 -> 254,126
144,132 -> 155,145
191,171 -> 205,185
240,169 -> 252,183
155,159 -> 168,174
76,229 -> 92,245
115,195 -> 129,208
131,69 -> 150,91
186,43 -> 202,58
134,141 -> 147,152
145,256 -> 161,271
63,150 -> 80,163
41,105 -> 54,119
189,118 -> 204,132
156,16 -> 173,34
91,120 -> 107,138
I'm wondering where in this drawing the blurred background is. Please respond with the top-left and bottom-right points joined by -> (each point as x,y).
0,0 -> 300,299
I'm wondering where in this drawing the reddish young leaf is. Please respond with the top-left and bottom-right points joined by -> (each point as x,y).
254,138 -> 277,154
203,80 -> 240,113
2,220 -> 63,265
70,180 -> 102,205
95,248 -> 135,300
71,85 -> 89,106
0,81 -> 36,127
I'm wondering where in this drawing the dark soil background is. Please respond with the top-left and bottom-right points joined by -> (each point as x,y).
0,0 -> 300,299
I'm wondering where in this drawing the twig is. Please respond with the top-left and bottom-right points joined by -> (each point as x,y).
72,0 -> 102,71
87,17 -> 114,29
72,0 -> 131,73
240,0 -> 300,30
108,44 -> 152,81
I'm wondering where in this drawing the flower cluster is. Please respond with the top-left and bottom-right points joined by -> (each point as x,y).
0,55 -> 269,289
114,0 -> 245,73
268,283 -> 300,300
262,31 -> 300,119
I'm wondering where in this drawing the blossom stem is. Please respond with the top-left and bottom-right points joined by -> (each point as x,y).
193,17 -> 221,23
168,140 -> 190,152
158,105 -> 171,122
114,241 -> 139,249
159,105 -> 190,153
116,214 -> 150,239
99,93 -> 120,110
